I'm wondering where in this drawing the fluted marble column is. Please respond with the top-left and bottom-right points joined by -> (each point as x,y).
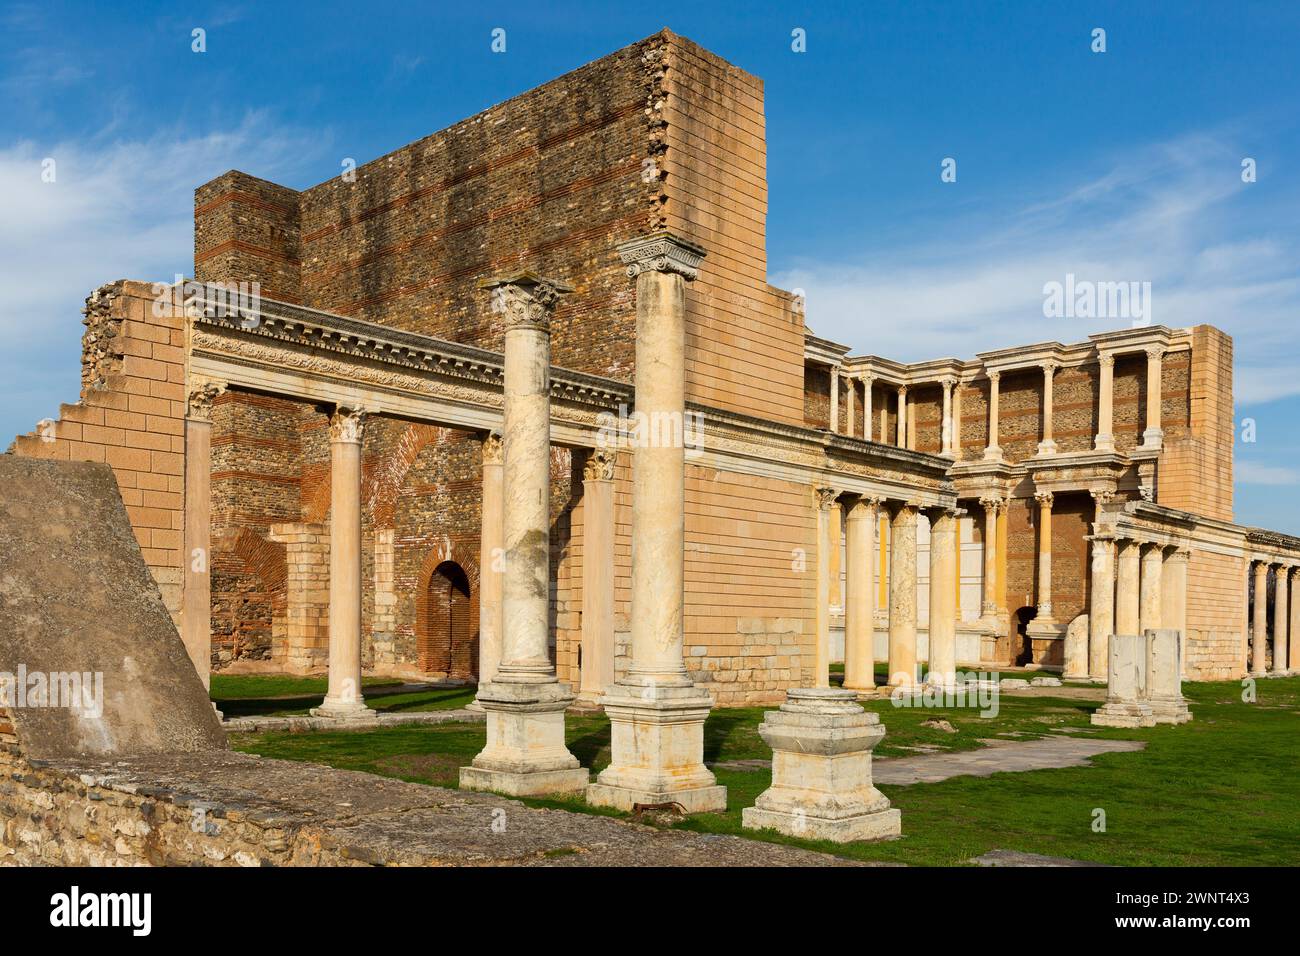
926,507 -> 959,688
589,232 -> 725,813
1251,560 -> 1269,677
1116,539 -> 1142,636
1088,533 -> 1116,679
461,273 -> 588,796
1273,563 -> 1289,675
575,449 -> 616,707
1095,353 -> 1115,452
887,502 -> 919,688
1139,543 -> 1163,634
984,371 -> 1002,459
843,496 -> 878,694
1037,361 -> 1058,455
813,487 -> 838,689
1034,491 -> 1055,624
1142,346 -> 1165,450
182,380 -> 225,690
312,405 -> 369,719
474,431 -> 504,695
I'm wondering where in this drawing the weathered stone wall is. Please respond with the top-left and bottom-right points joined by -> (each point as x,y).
1159,326 -> 1233,521
8,281 -> 187,621
193,170 -> 303,305
1186,546 -> 1248,679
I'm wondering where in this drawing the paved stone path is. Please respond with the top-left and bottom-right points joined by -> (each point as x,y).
712,734 -> 1145,785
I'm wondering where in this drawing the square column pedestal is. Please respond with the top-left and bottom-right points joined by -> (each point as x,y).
1145,628 -> 1192,724
459,680 -> 590,796
1091,633 -> 1156,728
742,688 -> 901,843
585,683 -> 727,813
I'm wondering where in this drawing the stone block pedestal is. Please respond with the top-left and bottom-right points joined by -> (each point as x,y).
742,688 -> 901,843
1091,633 -> 1156,728
1145,628 -> 1192,725
459,680 -> 589,796
585,682 -> 727,813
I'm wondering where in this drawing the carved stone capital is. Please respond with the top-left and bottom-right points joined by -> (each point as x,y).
329,405 -> 366,444
814,486 -> 840,511
481,272 -> 573,333
1034,490 -> 1054,509
986,369 -> 1001,385
1144,344 -> 1166,361
1041,360 -> 1059,377
940,375 -> 958,390
481,430 -> 504,466
1097,352 -> 1115,369
583,448 -> 617,482
978,495 -> 1005,515
1090,488 -> 1115,505
186,379 -> 227,422
617,232 -> 707,281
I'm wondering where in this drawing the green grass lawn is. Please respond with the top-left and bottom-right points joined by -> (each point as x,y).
228,675 -> 1300,866
211,673 -> 476,717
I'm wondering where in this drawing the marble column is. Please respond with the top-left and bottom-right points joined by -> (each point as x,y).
951,381 -> 963,458
575,449 -> 616,707
829,367 -> 840,433
1115,539 -> 1142,636
896,386 -> 908,448
1272,563 -> 1289,675
926,507 -> 959,688
984,370 -> 1002,460
845,375 -> 855,437
843,495 -> 878,694
1139,542 -> 1163,634
861,375 -> 874,440
589,232 -> 725,813
1087,533 -> 1116,680
312,405 -> 369,719
1142,346 -> 1165,450
1251,560 -> 1269,677
1290,568 -> 1300,674
1037,361 -> 1058,455
462,273 -> 588,796
887,502 -> 919,688
979,496 -> 1002,627
940,376 -> 956,456
1161,546 -> 1189,678
181,380 -> 224,690
813,487 -> 838,690
474,431 -> 504,696
1034,491 -> 1055,624
1095,353 -> 1115,452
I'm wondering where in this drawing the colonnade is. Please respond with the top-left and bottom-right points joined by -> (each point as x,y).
1083,534 -> 1189,680
1247,558 -> 1300,676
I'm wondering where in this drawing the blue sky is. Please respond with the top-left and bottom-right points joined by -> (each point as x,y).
3,1 -> 1299,530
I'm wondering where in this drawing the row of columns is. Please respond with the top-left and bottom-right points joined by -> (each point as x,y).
826,373 -> 960,456
1082,534 -> 1189,680
1248,558 -> 1300,676
815,492 -> 963,691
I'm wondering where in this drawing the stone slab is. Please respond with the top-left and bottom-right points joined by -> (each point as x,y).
742,806 -> 901,843
0,457 -> 226,760
223,709 -> 485,733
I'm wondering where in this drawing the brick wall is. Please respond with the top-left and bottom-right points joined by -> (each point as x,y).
8,281 -> 187,621
1159,326 -> 1233,521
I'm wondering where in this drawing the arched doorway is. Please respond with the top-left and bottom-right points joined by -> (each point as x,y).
420,560 -> 476,679
1013,606 -> 1037,667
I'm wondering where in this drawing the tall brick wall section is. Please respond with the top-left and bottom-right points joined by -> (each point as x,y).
663,34 -> 805,425
1159,326 -> 1233,521
7,281 -> 187,622
194,171 -> 303,304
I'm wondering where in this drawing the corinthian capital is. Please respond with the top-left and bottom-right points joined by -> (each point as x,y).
481,430 -> 503,466
186,379 -> 227,422
481,271 -> 573,333
617,231 -> 707,281
329,405 -> 366,444
584,448 -> 617,482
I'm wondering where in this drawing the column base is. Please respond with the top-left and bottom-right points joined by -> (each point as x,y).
459,679 -> 589,797
1141,428 -> 1164,451
1090,701 -> 1156,728
742,688 -> 900,844
1035,440 -> 1058,456
586,680 -> 726,814
1148,697 -> 1193,724
309,698 -> 372,721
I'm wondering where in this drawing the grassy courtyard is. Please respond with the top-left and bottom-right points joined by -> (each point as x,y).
224,675 -> 1300,866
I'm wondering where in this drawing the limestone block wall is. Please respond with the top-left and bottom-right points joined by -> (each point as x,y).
1185,546 -> 1248,679
7,281 -> 187,622
266,522 -> 328,673
1159,326 -> 1233,521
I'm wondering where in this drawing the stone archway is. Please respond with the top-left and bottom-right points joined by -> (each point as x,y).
415,554 -> 480,680
1013,605 -> 1037,667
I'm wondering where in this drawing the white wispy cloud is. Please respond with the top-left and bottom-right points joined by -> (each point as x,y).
0,114 -> 324,436
1236,461 -> 1300,486
775,130 -> 1300,405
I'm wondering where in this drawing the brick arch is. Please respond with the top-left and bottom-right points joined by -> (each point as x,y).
214,528 -> 288,663
414,541 -> 481,679
368,423 -> 451,528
